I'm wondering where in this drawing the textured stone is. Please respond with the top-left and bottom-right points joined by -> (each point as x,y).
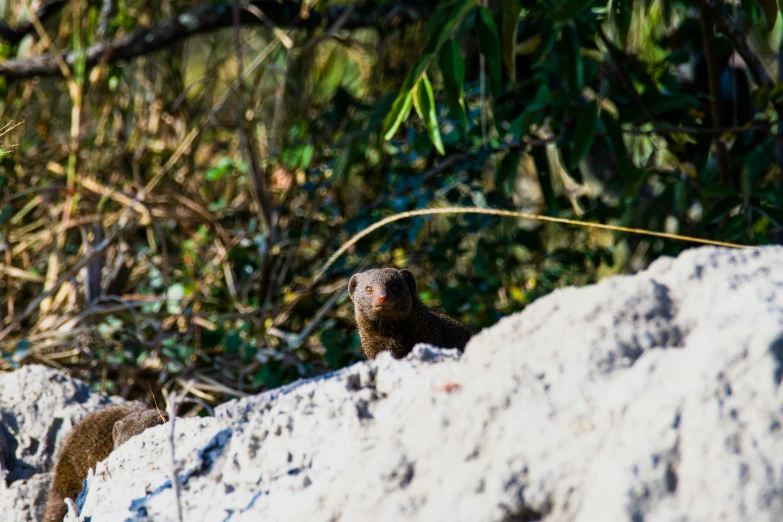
11,246 -> 783,521
0,365 -> 127,522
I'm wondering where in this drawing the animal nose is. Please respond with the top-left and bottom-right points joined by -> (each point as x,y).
378,295 -> 387,303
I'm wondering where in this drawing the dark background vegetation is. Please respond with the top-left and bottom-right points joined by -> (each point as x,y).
0,0 -> 780,407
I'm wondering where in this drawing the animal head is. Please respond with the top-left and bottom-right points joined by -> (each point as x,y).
348,268 -> 417,321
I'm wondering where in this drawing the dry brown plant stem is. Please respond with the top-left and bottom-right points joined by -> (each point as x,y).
314,206 -> 751,283
163,389 -> 184,522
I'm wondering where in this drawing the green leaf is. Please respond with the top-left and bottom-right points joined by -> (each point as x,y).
413,73 -> 445,155
745,0 -> 760,27
438,40 -> 470,130
535,83 -> 553,104
553,0 -> 594,21
532,147 -> 559,215
721,213 -> 749,242
757,206 -> 783,230
561,24 -> 583,94
382,91 -> 415,140
674,178 -> 686,214
475,7 -> 502,97
612,0 -> 633,46
382,54 -> 432,140
650,95 -> 699,114
333,139 -> 358,180
665,48 -> 690,65
704,197 -> 741,224
501,0 -> 522,80
497,150 -> 522,197
509,107 -> 542,140
367,92 -> 396,130
315,45 -> 348,102
424,0 -> 478,54
752,189 -> 783,207
570,99 -> 598,169
532,25 -> 558,65
401,54 -> 433,92
225,331 -> 241,355
599,111 -> 631,179
741,146 -> 771,193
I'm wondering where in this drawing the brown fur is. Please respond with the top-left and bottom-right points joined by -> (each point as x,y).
43,404 -> 164,522
348,267 -> 473,359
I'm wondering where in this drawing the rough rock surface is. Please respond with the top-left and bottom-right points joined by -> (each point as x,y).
0,365 -> 129,522
8,246 -> 783,521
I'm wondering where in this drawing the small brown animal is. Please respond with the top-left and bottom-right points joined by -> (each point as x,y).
348,267 -> 473,359
43,404 -> 164,522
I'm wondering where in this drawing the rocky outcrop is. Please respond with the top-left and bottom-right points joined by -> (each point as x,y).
4,246 -> 783,521
0,365 -> 129,522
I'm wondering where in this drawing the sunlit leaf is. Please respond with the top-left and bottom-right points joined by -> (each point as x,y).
475,7 -> 502,97
382,90 -> 414,140
315,45 -> 348,103
438,40 -> 470,130
413,73 -> 445,155
382,55 -> 433,140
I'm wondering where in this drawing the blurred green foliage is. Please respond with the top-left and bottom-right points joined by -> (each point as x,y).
0,0 -> 779,403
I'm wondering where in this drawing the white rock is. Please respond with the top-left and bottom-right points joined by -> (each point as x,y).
0,365 -> 130,522
7,246 -> 783,521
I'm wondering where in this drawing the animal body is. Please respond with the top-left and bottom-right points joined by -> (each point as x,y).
43,404 -> 164,522
348,267 -> 472,359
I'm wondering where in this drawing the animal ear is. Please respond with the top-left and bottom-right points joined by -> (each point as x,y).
112,420 -> 123,443
348,275 -> 359,300
401,269 -> 416,294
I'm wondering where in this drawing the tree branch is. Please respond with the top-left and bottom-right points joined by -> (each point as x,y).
700,0 -> 783,118
0,0 -> 68,45
0,0 -> 429,82
698,4 -> 732,189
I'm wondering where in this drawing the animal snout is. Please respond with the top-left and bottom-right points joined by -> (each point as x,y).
377,295 -> 387,303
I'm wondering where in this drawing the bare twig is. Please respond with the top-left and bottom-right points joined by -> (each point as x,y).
0,1 -> 431,82
700,0 -> 783,118
163,389 -> 184,522
0,0 -> 68,45
0,221 -> 133,342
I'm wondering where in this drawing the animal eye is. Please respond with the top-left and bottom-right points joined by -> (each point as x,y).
390,283 -> 398,291
365,286 -> 372,294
